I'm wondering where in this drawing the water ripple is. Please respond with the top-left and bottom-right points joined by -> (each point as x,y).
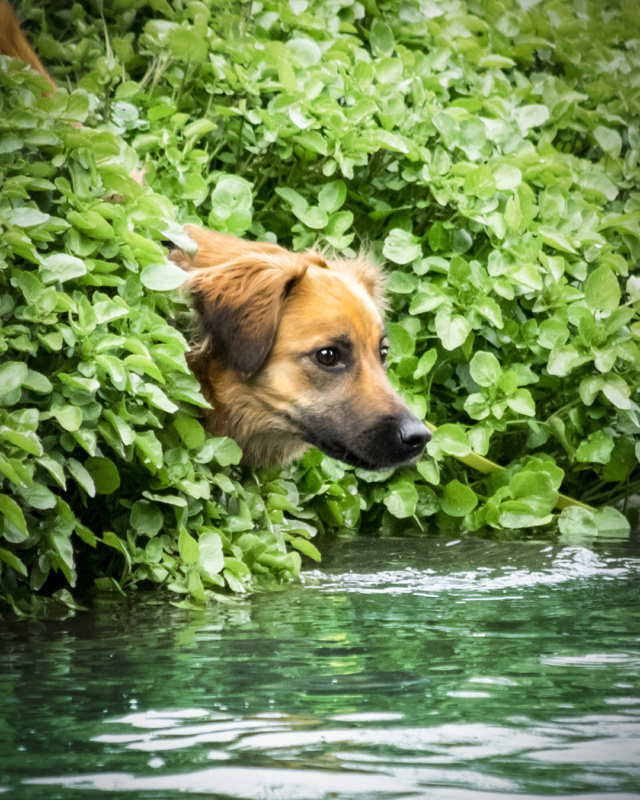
304,546 -> 640,596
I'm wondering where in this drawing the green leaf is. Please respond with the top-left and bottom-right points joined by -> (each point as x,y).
293,205 -> 328,230
85,457 -> 120,495
0,362 -> 28,396
383,477 -> 418,518
103,531 -> 132,568
575,430 -> 615,464
433,424 -> 471,457
414,349 -> 437,379
290,536 -> 321,562
584,265 -> 621,312
208,437 -> 243,466
593,125 -> 622,157
0,547 -> 28,577
464,165 -> 496,198
40,253 -> 86,283
210,175 -> 253,235
383,229 -> 422,265
514,104 -> 549,131
506,469 -> 558,519
66,458 -> 96,497
52,405 -> 83,432
318,181 -> 346,213
7,207 -> 50,227
140,261 -> 187,291
37,455 -> 66,489
130,500 -> 164,537
602,375 -> 630,409
441,480 -> 477,517
469,351 -> 501,387
174,416 -> 206,450
124,355 -> 164,383
387,271 -> 417,294
167,27 -> 208,62
0,494 -> 28,539
558,506 -> 598,538
579,171 -> 618,202
23,370 -> 53,393
135,431 -> 164,471
506,389 -> 535,417
387,323 -> 415,358
178,527 -> 200,564
67,210 -> 114,240
0,427 -> 43,457
435,312 -> 470,351
593,506 -> 631,538
370,19 -> 394,56
199,531 -> 224,577
287,38 -> 322,67
538,226 -> 576,254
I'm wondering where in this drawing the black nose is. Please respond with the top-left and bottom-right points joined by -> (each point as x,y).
398,412 -> 430,457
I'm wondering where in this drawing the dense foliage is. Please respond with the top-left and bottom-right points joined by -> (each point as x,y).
1,0 -> 637,613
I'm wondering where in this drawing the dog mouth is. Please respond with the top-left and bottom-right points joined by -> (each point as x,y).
299,426 -> 428,471
304,434 -> 383,470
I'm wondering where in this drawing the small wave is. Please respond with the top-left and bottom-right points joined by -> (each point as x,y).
303,547 -> 640,596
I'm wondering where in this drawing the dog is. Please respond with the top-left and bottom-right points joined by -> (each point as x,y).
0,5 -> 430,469
171,227 -> 430,468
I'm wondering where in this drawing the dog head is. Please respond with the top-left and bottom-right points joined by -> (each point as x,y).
171,225 -> 430,469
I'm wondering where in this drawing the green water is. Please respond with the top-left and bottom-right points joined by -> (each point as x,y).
1,536 -> 640,799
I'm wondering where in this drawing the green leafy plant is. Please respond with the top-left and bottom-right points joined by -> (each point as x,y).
1,0 -> 638,613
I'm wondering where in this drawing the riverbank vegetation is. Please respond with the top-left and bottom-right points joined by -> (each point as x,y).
1,0 -> 638,613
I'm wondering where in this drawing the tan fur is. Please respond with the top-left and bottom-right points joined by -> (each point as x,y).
172,227 -> 427,468
0,2 -> 56,90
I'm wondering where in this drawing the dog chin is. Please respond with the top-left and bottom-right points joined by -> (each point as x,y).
301,433 -> 408,471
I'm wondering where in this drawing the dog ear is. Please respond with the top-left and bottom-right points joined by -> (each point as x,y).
171,226 -> 309,376
171,225 -> 294,271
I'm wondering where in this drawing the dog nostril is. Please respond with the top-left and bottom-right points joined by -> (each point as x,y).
398,416 -> 430,454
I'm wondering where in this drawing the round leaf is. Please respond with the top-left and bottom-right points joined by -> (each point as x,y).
0,362 -> 28,396
470,351 -> 501,387
140,261 -> 187,291
441,480 -> 478,517
130,500 -> 164,537
433,424 -> 472,457
85,457 -> 121,495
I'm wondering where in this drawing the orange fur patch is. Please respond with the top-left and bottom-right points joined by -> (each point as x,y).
170,226 -> 424,468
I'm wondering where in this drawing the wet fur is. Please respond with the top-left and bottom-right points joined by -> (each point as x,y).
171,226 -> 427,468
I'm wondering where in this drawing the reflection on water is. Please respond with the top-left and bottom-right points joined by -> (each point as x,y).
1,537 -> 640,799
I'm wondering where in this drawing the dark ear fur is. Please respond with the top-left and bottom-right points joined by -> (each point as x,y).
171,227 -> 309,376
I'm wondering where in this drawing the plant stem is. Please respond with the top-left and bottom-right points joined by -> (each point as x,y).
423,421 -> 594,511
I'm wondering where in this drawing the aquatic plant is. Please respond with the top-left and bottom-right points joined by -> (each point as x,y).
0,0 -> 637,612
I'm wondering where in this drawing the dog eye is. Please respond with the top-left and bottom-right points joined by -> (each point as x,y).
316,347 -> 340,367
380,344 -> 389,364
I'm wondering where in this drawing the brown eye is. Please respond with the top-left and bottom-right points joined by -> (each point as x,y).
380,344 -> 389,365
316,347 -> 340,367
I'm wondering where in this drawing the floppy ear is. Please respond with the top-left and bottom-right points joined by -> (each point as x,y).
170,225 -> 294,271
171,226 -> 309,376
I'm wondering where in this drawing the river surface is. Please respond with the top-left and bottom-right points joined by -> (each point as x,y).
1,535 -> 640,799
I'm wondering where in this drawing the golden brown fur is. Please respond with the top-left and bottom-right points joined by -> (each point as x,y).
172,226 -> 429,468
0,2 -> 56,90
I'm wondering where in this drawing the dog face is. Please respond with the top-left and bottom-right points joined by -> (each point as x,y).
171,226 -> 430,469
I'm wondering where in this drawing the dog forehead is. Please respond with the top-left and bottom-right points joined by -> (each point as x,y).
283,265 -> 383,343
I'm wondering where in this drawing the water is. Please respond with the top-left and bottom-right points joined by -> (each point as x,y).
1,536 -> 640,799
